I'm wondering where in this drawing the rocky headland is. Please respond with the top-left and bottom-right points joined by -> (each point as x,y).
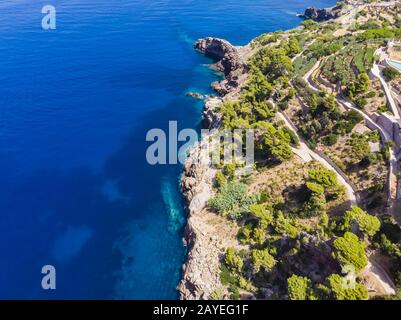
179,37 -> 252,300
302,6 -> 341,22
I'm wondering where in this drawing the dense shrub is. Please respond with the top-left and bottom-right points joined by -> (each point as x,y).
208,181 -> 255,219
328,274 -> 368,300
287,275 -> 311,300
382,66 -> 400,82
339,206 -> 381,238
252,249 -> 276,272
333,232 -> 368,273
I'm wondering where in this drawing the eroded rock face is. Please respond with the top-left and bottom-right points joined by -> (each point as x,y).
194,37 -> 250,97
194,37 -> 242,75
304,6 -> 339,22
202,97 -> 222,130
179,38 -> 251,300
178,211 -> 239,300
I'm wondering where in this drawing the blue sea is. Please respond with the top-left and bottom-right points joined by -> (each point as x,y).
0,0 -> 335,299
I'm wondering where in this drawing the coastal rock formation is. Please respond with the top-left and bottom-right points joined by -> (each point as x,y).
179,209 -> 241,300
186,92 -> 205,100
194,37 -> 242,75
179,38 -> 250,299
202,97 -> 222,130
194,37 -> 251,97
179,37 -> 254,300
303,6 -> 340,22
179,132 -> 221,300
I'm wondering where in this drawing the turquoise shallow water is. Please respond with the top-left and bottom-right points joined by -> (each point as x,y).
0,0 -> 335,299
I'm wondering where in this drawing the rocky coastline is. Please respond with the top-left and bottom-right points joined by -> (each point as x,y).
302,5 -> 341,22
178,38 -> 251,300
178,2 -> 353,300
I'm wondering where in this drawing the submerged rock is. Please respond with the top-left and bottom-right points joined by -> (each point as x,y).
186,92 -> 205,100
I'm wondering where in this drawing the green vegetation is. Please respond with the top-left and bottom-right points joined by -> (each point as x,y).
339,206 -> 381,239
257,123 -> 293,162
208,6 -> 401,300
333,232 -> 368,273
295,93 -> 363,148
208,181 -> 256,219
328,274 -> 368,300
252,249 -> 276,272
354,47 -> 375,73
301,19 -> 318,30
357,28 -> 401,41
225,247 -> 244,272
287,275 -> 312,300
382,66 -> 400,82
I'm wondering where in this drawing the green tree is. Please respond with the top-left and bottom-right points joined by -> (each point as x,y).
215,171 -> 227,189
253,228 -> 266,245
286,36 -> 301,57
238,224 -> 253,244
308,168 -> 338,189
301,19 -> 318,30
223,164 -> 236,180
242,69 -> 273,103
304,190 -> 327,218
251,47 -> 293,82
287,275 -> 311,300
340,206 -> 381,238
310,93 -> 318,112
325,94 -> 336,111
333,232 -> 368,273
382,66 -> 400,81
328,274 -> 368,300
249,204 -> 274,225
252,249 -> 276,272
356,73 -> 370,93
259,124 -> 293,162
225,248 -> 244,272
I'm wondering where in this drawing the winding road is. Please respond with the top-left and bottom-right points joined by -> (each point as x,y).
295,57 -> 397,295
303,58 -> 398,206
277,111 -> 358,206
372,63 -> 401,119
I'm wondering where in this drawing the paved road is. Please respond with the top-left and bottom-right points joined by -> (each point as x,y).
304,59 -> 398,205
277,111 -> 357,206
371,64 -> 401,119
300,57 -> 397,295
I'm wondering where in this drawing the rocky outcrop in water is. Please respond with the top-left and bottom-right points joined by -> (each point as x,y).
179,39 -> 246,299
303,6 -> 340,22
194,37 -> 251,97
186,92 -> 205,100
179,37 -> 253,300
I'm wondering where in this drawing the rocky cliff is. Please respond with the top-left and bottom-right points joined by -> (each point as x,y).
194,37 -> 252,97
179,37 -> 250,300
303,6 -> 341,22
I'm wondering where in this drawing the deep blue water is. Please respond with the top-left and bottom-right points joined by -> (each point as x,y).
0,0 -> 335,299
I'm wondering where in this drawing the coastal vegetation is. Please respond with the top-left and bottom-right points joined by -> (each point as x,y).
183,0 -> 401,301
